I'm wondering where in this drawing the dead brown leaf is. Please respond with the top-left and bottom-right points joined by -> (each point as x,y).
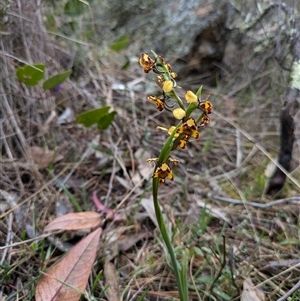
196,4 -> 213,17
44,212 -> 102,232
104,261 -> 120,301
35,228 -> 102,301
140,198 -> 165,227
104,231 -> 151,262
136,149 -> 152,174
241,277 -> 265,301
28,146 -> 64,168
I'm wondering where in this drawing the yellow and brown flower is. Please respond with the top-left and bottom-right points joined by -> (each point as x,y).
199,115 -> 210,127
152,162 -> 174,184
176,118 -> 199,139
148,95 -> 165,111
139,53 -> 155,73
199,100 -> 213,115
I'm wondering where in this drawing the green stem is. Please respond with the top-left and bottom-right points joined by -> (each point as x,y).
152,124 -> 188,300
172,90 -> 185,111
152,178 -> 187,301
157,122 -> 181,164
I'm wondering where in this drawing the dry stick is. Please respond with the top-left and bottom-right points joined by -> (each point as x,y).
266,32 -> 300,194
57,146 -> 94,193
208,193 -> 300,209
0,213 -> 13,300
104,135 -> 121,207
205,236 -> 227,300
257,261 -> 300,299
228,246 -> 240,295
212,110 -> 300,191
1,227 -> 73,255
0,167 -> 67,219
266,89 -> 297,194
244,2 -> 293,32
277,280 -> 300,301
235,129 -> 242,168
0,213 -> 13,263
211,176 -> 300,301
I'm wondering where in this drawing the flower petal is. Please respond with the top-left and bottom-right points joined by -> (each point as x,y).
139,53 -> 155,73
152,162 -> 173,184
173,108 -> 186,120
199,115 -> 210,127
148,95 -> 165,111
199,100 -> 213,114
162,80 -> 174,93
185,91 -> 198,103
178,140 -> 187,149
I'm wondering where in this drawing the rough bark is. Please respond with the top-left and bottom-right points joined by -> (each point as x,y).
93,0 -> 229,79
266,38 -> 300,195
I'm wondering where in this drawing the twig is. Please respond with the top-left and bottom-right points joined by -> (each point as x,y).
0,167 -> 67,219
244,2 -> 293,32
57,146 -> 92,193
228,246 -> 240,295
235,129 -> 242,168
213,110 -> 300,191
208,193 -> 300,209
277,280 -> 300,301
206,236 -> 227,300
266,35 -> 300,194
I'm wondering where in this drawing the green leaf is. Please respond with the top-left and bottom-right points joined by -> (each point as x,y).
76,106 -> 110,128
42,70 -> 72,90
64,0 -> 88,16
212,288 -> 231,301
45,14 -> 57,31
110,35 -> 130,52
195,85 -> 203,98
280,239 -> 300,245
97,111 -> 116,130
121,57 -> 130,70
16,64 -> 45,87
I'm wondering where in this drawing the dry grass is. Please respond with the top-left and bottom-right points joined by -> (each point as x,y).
1,1 -> 300,300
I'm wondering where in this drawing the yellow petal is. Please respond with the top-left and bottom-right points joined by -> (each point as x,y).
146,158 -> 158,163
156,126 -> 169,132
169,158 -> 180,165
168,126 -> 176,135
178,140 -> 187,149
185,91 -> 198,103
167,173 -> 174,181
199,100 -> 213,114
173,108 -> 186,120
191,129 -> 200,139
161,163 -> 170,171
185,118 -> 197,128
162,80 -> 173,93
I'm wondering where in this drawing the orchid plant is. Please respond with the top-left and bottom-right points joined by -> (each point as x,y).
139,51 -> 213,300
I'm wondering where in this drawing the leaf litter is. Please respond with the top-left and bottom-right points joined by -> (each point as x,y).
35,228 -> 102,301
1,1 -> 300,300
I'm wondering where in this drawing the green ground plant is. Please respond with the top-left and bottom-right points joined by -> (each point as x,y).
15,64 -> 71,91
